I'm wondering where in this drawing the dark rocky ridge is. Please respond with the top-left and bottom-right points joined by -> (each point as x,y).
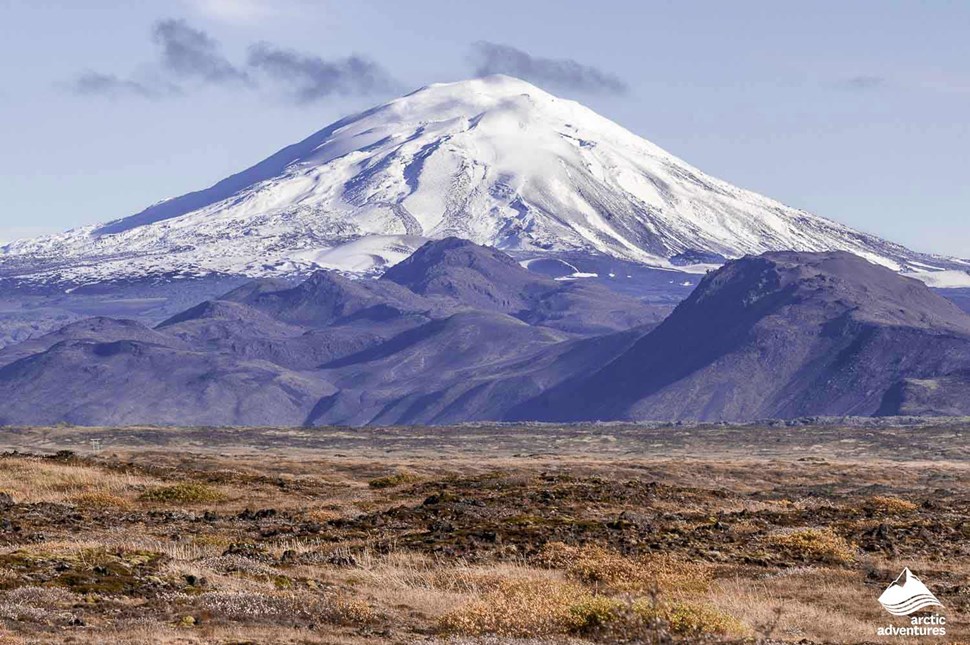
511,251 -> 970,422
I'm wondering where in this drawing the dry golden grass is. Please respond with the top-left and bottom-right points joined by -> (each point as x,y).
0,457 -> 154,504
709,570 -> 881,643
0,623 -> 379,645
438,577 -> 747,639
305,508 -> 342,523
0,443 -> 965,644
539,542 -> 712,596
433,545 -> 735,639
865,495 -> 919,514
69,491 -> 134,510
191,589 -> 374,626
320,549 -> 567,622
636,599 -> 749,638
138,481 -> 227,504
367,470 -> 420,489
765,527 -> 857,564
438,578 -> 593,637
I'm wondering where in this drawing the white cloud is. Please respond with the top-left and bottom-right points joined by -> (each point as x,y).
917,75 -> 970,95
0,227 -> 60,245
183,0 -> 323,25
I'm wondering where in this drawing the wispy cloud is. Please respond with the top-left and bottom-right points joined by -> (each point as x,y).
469,41 -> 627,95
66,17 -> 395,104
153,19 -> 248,84
914,74 -> 970,95
70,72 -> 171,99
248,43 -> 398,103
181,0 -> 323,25
831,73 -> 970,95
185,0 -> 279,24
835,75 -> 887,91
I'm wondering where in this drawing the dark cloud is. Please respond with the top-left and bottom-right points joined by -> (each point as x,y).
152,18 -> 248,84
837,75 -> 887,90
469,41 -> 627,95
67,18 -> 397,104
69,72 -> 163,99
247,43 -> 398,103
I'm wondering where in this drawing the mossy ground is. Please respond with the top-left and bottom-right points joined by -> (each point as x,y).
0,424 -> 966,644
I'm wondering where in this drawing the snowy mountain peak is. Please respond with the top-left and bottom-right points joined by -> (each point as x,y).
2,75 -> 968,287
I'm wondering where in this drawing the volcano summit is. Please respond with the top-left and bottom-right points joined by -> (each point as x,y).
2,75 -> 967,288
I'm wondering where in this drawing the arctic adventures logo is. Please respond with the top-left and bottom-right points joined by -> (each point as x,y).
876,568 -> 946,637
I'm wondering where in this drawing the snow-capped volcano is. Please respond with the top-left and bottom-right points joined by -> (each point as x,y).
3,75 -> 967,286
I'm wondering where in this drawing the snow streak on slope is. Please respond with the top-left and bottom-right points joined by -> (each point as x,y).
2,75 -> 966,285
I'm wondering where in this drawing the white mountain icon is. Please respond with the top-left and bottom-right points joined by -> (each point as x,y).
878,568 -> 944,616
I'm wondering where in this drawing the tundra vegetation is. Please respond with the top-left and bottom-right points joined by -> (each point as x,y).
0,422 -> 966,643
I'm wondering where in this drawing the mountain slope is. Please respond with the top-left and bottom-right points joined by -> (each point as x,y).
511,251 -> 970,421
310,310 -> 569,425
2,241 -> 970,427
381,237 -> 664,333
2,75 -> 966,287
0,317 -> 187,368
0,239 -> 661,426
0,339 -> 333,426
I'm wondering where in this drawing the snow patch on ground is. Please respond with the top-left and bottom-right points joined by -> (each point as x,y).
554,272 -> 599,281
290,235 -> 428,274
905,269 -> 970,289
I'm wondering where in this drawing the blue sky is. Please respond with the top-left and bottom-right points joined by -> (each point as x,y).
1,0 -> 968,256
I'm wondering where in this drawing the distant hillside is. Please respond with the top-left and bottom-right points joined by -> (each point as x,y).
2,241 -> 970,426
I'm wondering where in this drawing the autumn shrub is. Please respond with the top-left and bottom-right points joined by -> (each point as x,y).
766,528 -> 856,564
439,578 -> 591,637
139,482 -> 225,504
368,471 -> 419,489
637,599 -> 748,637
439,577 -> 746,640
196,590 -> 373,626
865,495 -> 918,514
569,594 -> 626,632
69,491 -> 133,510
539,542 -> 712,595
